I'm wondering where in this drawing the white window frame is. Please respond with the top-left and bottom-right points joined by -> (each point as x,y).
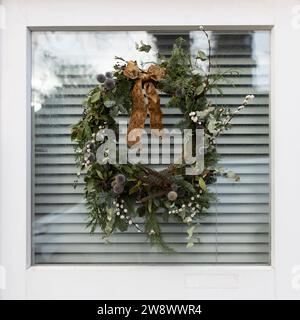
1,0 -> 300,299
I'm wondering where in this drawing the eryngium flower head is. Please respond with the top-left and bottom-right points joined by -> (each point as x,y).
113,184 -> 124,194
96,74 -> 106,83
115,174 -> 126,184
105,71 -> 113,78
104,78 -> 115,90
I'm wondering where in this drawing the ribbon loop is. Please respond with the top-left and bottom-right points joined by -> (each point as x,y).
123,61 -> 165,147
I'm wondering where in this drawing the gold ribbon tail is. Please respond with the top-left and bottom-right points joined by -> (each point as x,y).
127,78 -> 147,147
144,82 -> 164,137
123,61 -> 165,147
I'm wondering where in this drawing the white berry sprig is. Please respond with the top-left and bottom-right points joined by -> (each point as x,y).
189,111 -> 202,125
112,199 -> 142,232
168,193 -> 203,224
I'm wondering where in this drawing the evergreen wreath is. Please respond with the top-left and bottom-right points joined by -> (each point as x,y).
71,31 -> 254,251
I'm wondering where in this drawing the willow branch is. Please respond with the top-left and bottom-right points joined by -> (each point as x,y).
140,190 -> 168,203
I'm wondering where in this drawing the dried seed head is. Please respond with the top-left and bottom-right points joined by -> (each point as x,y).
167,191 -> 178,201
96,74 -> 106,83
115,174 -> 126,184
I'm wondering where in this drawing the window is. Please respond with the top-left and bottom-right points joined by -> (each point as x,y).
32,30 -> 270,264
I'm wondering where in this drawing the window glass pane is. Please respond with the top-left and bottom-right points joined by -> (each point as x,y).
32,30 -> 270,264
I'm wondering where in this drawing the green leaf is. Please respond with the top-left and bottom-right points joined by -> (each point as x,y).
96,170 -> 104,179
129,182 -> 141,195
147,199 -> 153,213
198,177 -> 207,190
99,192 -> 108,204
163,201 -> 171,208
123,166 -> 134,174
196,50 -> 207,61
197,107 -> 215,119
226,171 -> 235,178
91,91 -> 100,103
187,225 -> 196,239
207,118 -> 217,133
83,124 -> 92,139
117,104 -> 127,113
86,180 -> 94,193
117,218 -> 129,232
226,171 -> 240,182
214,86 -> 223,95
195,84 -> 205,96
137,205 -> 146,217
153,198 -> 160,208
104,100 -> 116,108
109,106 -> 119,117
177,208 -> 185,220
180,180 -> 196,194
82,99 -> 89,107
126,197 -> 138,215
186,241 -> 194,248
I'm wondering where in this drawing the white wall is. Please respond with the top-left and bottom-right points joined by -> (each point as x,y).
1,0 -> 300,300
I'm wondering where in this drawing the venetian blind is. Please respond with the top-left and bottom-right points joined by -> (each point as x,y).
32,30 -> 270,264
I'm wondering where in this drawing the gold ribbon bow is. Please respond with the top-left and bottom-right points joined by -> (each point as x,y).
123,61 -> 165,147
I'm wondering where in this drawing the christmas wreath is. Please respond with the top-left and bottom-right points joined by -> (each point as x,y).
71,30 -> 254,250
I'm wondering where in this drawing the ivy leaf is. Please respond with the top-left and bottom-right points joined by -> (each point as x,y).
109,106 -> 119,117
104,100 -> 116,108
196,50 -> 207,61
198,177 -> 207,190
91,91 -> 100,103
135,41 -> 151,53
